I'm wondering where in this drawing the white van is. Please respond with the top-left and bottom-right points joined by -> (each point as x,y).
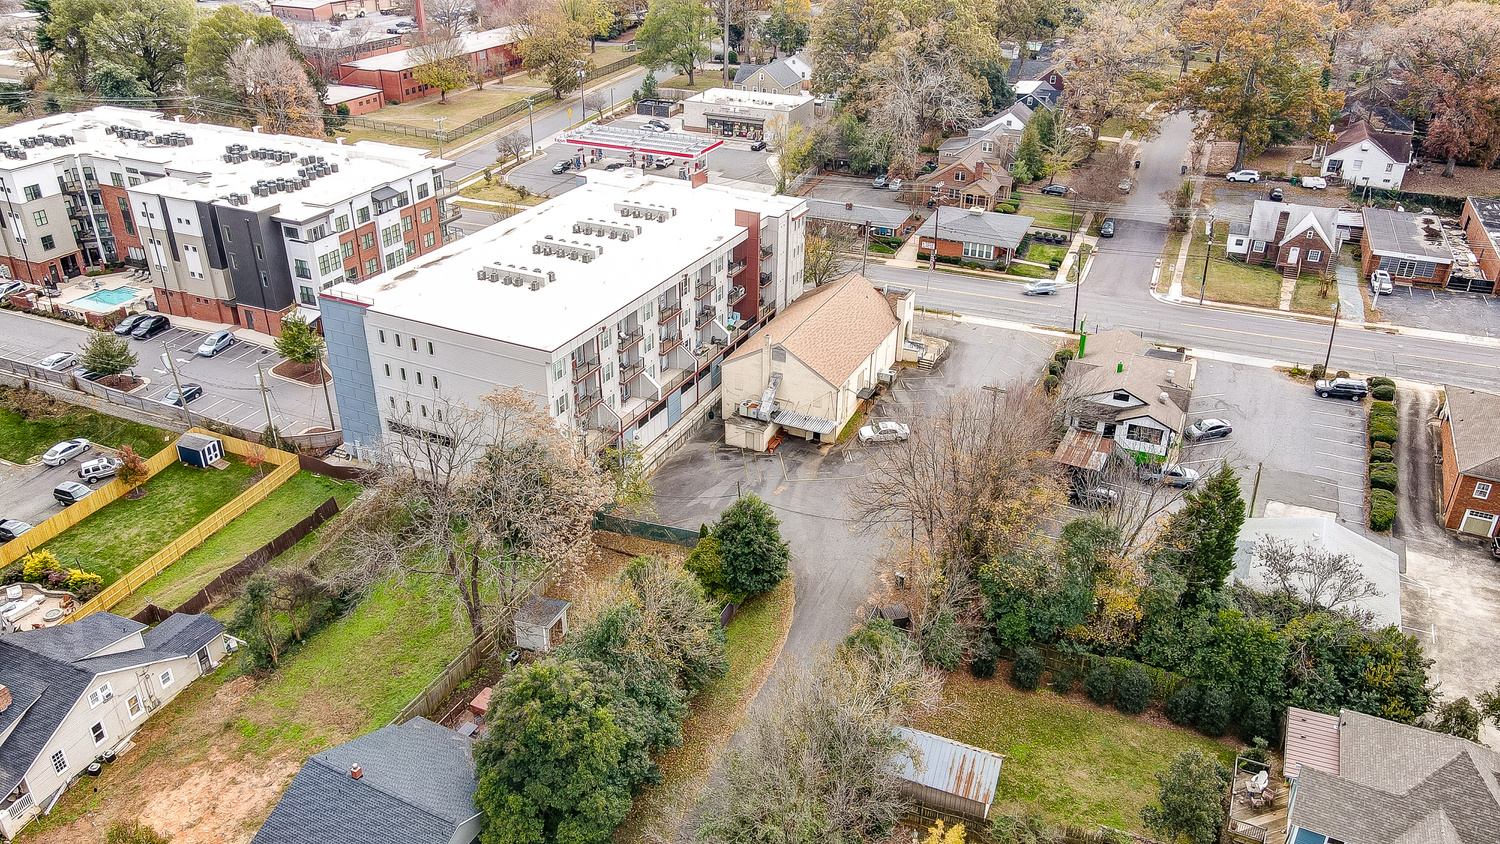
1370,269 -> 1393,295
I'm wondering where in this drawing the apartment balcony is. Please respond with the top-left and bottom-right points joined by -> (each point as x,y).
571,358 -> 600,383
65,203 -> 90,221
574,392 -> 602,417
728,285 -> 746,306
760,244 -> 773,259
695,307 -> 716,330
658,303 -> 681,325
727,259 -> 748,277
619,360 -> 645,383
60,175 -> 97,193
439,202 -> 461,222
616,326 -> 643,352
695,279 -> 716,300
661,335 -> 683,354
434,182 -> 461,200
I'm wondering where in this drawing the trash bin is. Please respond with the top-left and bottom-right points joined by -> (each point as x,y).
1181,165 -> 1188,175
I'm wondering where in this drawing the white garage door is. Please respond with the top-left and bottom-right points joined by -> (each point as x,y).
1460,509 -> 1499,537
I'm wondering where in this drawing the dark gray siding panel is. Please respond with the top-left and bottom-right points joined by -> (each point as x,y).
320,295 -> 381,452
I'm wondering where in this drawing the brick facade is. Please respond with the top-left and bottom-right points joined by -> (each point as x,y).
1440,417 -> 1500,535
1460,199 -> 1500,283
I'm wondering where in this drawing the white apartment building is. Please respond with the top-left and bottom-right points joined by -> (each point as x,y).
321,169 -> 807,457
0,107 -> 453,336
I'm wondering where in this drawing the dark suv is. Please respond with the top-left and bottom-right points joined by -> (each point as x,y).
1315,377 -> 1368,401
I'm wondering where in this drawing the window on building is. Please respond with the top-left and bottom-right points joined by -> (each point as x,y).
421,207 -> 432,224
87,682 -> 113,707
385,249 -> 405,268
961,242 -> 994,260
159,668 -> 174,687
361,232 -> 374,250
417,183 -> 429,199
384,363 -> 391,376
336,214 -> 349,232
1125,424 -> 1164,445
128,176 -> 140,186
1112,390 -> 1132,403
604,362 -> 613,381
51,750 -> 67,774
283,226 -> 300,240
365,257 -> 379,276
427,341 -> 434,355
1352,159 -> 1363,171
300,285 -> 315,305
390,396 -> 396,408
111,172 -> 124,187
381,224 -> 401,247
23,184 -> 39,201
398,191 -> 409,207
223,225 -> 232,242
357,207 -> 371,223
91,722 -> 106,745
318,250 -> 340,275
40,235 -> 53,250
378,329 -> 386,343
553,360 -> 564,380
1477,482 -> 1493,500
555,394 -> 568,415
423,231 -> 435,248
431,376 -> 438,389
32,210 -> 46,226
401,215 -> 413,232
1252,240 -> 1266,252
341,241 -> 355,260
1307,250 -> 1323,262
294,259 -> 311,279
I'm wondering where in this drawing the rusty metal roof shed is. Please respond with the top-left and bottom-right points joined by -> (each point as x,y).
895,727 -> 1004,816
1053,428 -> 1112,471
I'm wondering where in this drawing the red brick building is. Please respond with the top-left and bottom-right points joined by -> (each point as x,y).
1460,197 -> 1500,283
1359,208 -> 1454,288
1440,385 -> 1500,537
1227,200 -> 1340,278
915,206 -> 1033,270
338,27 -> 524,102
269,0 -> 397,22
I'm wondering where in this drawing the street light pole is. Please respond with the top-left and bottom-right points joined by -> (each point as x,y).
525,96 -> 537,156
862,220 -> 869,277
1198,214 -> 1215,305
162,341 -> 194,428
1322,300 -> 1342,373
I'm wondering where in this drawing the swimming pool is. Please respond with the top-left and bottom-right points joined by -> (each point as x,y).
74,287 -> 140,310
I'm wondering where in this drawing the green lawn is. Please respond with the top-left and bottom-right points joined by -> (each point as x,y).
1006,262 -> 1055,279
912,673 -> 1238,833
1026,243 -> 1066,265
1099,117 -> 1128,139
1158,229 -> 1186,292
39,459 -> 262,587
659,73 -> 725,93
1018,195 -> 1081,232
0,388 -> 173,464
374,86 -> 531,129
111,472 -> 363,617
1187,221 -> 1283,308
618,579 -> 795,843
459,181 -> 549,205
26,575 -> 467,835
333,124 -> 440,152
1291,275 -> 1342,315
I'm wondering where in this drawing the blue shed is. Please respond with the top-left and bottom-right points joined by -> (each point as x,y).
176,433 -> 224,468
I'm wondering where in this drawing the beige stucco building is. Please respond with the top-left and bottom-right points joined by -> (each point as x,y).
721,275 -> 914,451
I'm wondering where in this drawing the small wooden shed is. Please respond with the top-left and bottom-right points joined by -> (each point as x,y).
514,595 -> 570,653
894,726 -> 1005,821
176,433 -> 224,468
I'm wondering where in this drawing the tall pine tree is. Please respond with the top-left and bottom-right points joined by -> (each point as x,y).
1157,466 -> 1246,604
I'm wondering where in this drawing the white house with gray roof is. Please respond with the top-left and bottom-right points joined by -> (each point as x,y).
253,717 -> 479,844
732,54 -> 811,96
804,199 -> 917,239
0,612 -> 226,838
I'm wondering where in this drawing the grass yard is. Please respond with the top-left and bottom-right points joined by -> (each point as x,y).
912,673 -> 1238,834
459,180 -> 550,205
333,124 -> 439,152
1099,117 -> 1127,139
39,459 -> 262,587
1006,262 -> 1054,279
0,388 -> 173,464
1025,242 -> 1066,266
617,578 -> 795,844
1158,229 -> 1186,292
1018,195 -> 1081,232
659,74 -> 724,93
110,472 -> 363,618
1187,221 -> 1283,308
375,86 -> 531,129
1290,274 -> 1341,315
26,576 -> 467,841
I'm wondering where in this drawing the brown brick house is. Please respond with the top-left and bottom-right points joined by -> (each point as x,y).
1227,201 -> 1340,277
1440,385 -> 1500,537
915,206 -> 1033,269
917,144 -> 1015,210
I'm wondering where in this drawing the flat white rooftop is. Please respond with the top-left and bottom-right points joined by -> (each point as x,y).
0,107 -> 448,222
687,87 -> 814,110
559,125 -> 722,159
325,169 -> 804,353
325,84 -> 383,104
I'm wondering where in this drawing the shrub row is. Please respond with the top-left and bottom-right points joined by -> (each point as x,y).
1367,385 -> 1399,531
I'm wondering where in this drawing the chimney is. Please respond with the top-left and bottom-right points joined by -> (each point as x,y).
350,763 -> 363,780
0,684 -> 10,713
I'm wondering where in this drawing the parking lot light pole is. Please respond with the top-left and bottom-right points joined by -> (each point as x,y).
161,341 -> 194,428
1322,300 -> 1342,373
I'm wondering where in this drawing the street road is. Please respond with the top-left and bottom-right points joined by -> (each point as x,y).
0,310 -> 335,435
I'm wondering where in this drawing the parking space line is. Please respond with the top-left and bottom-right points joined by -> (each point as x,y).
1311,422 -> 1355,431
1318,452 -> 1366,463
1316,465 -> 1366,477
1309,409 -> 1357,418
1314,436 -> 1362,446
1309,494 -> 1344,506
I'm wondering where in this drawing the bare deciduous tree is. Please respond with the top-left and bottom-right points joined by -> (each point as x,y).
353,388 -> 610,649
494,129 -> 529,163
1253,535 -> 1383,615
226,42 -> 325,137
864,27 -> 986,176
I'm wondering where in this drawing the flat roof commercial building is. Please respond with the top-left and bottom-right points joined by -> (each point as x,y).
681,88 -> 816,140
1359,208 -> 1454,288
321,169 -> 807,459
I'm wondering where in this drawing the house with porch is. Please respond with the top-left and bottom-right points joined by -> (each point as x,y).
918,145 -> 1016,211
1227,201 -> 1341,278
1439,385 -> 1500,538
732,54 -> 812,95
804,199 -> 918,240
1055,329 -> 1194,468
914,206 -> 1032,269
1258,707 -> 1500,844
720,275 -> 913,451
0,613 -> 227,839
1317,116 -> 1412,191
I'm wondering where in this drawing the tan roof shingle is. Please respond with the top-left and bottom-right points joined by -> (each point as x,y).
726,275 -> 898,386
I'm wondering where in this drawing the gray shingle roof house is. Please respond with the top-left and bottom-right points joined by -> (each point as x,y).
915,206 -> 1033,268
252,717 -> 479,844
0,612 -> 227,839
1283,709 -> 1500,844
1057,329 -> 1194,461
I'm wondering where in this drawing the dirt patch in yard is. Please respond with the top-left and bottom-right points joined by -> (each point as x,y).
95,374 -> 142,392
270,359 -> 330,385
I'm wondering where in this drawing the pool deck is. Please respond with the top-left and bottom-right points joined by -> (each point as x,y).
51,273 -> 152,315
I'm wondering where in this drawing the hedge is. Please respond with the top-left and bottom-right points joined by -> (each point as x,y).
1370,445 -> 1394,464
1166,685 -> 1200,726
1370,463 -> 1398,492
1371,489 -> 1398,531
1084,664 -> 1115,705
1372,384 -> 1396,401
1369,420 -> 1398,446
1371,400 -> 1397,419
1116,663 -> 1152,715
1367,376 -> 1396,389
1195,687 -> 1233,737
1012,647 -> 1044,691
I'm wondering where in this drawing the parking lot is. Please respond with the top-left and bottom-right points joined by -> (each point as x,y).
1370,285 -> 1500,338
0,451 -> 121,529
1182,358 -> 1367,522
801,175 -> 914,211
0,309 -> 334,434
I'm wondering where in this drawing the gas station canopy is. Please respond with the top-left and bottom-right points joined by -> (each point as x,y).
557,125 -> 723,161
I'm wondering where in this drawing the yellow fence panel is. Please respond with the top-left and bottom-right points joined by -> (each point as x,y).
11,429 -> 304,623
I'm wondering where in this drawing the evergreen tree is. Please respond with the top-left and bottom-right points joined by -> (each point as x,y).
78,330 -> 138,376
1141,750 -> 1233,844
714,493 -> 790,598
1158,466 -> 1246,603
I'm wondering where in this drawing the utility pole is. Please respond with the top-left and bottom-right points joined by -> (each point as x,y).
256,361 -> 279,450
1248,461 -> 1264,517
1322,300 -> 1342,373
861,220 -> 869,276
432,117 -> 447,158
161,342 -> 194,428
525,95 -> 537,157
723,0 -> 730,87
1198,214 -> 1215,305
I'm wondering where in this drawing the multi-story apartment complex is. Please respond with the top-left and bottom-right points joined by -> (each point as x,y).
0,107 -> 454,336
321,169 -> 807,458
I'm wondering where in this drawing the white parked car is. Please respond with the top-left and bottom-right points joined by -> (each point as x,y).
1370,269 -> 1393,294
1300,176 -> 1327,190
1225,170 -> 1261,183
858,421 -> 911,444
888,178 -> 904,191
42,438 -> 90,466
37,352 -> 77,371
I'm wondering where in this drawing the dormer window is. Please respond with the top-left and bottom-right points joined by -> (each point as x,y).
1112,390 -> 1131,403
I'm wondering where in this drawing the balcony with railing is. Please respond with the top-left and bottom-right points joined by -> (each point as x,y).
658,303 -> 681,325
727,259 -> 749,277
695,306 -> 716,330
619,359 -> 645,383
695,279 -> 716,300
1225,757 -> 1288,844
728,285 -> 746,306
574,391 -> 602,417
439,202 -> 461,221
60,174 -> 98,193
616,327 -> 643,352
571,357 -> 600,383
760,244 -> 773,259
661,334 -> 683,354
434,182 -> 461,200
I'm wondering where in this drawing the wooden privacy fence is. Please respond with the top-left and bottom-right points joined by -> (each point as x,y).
0,438 -> 181,567
67,428 -> 300,622
391,631 -> 499,727
131,496 -> 342,622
